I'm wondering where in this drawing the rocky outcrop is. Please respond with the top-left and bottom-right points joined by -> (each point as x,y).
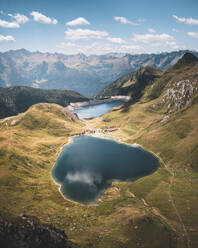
0,214 -> 71,248
151,78 -> 198,113
164,79 -> 198,111
148,53 -> 198,114
10,116 -> 23,126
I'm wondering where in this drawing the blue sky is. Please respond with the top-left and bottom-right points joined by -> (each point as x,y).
0,0 -> 198,55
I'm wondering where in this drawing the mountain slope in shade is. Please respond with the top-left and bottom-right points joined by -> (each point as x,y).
0,214 -> 71,248
171,52 -> 198,70
0,86 -> 88,118
0,49 -> 198,97
95,66 -> 162,101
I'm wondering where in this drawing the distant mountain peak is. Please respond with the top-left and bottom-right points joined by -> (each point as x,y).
5,48 -> 30,56
173,52 -> 198,69
14,48 -> 30,54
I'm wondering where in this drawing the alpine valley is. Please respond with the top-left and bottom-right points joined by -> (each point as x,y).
0,51 -> 198,248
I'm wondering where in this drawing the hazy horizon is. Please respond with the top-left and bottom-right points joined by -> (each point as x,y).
1,47 -> 197,57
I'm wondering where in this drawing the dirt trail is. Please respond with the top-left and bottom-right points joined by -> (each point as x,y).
167,171 -> 190,248
156,153 -> 191,248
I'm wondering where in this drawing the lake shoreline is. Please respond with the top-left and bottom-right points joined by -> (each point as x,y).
51,132 -> 161,206
51,137 -> 100,206
67,96 -> 131,111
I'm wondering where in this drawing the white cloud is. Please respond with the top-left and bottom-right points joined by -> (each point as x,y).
57,41 -> 145,55
0,13 -> 29,28
148,28 -> 156,33
66,17 -> 90,26
35,79 -> 47,84
172,28 -> 179,32
173,15 -> 198,25
66,172 -> 101,185
107,37 -> 126,44
8,13 -> 29,24
187,32 -> 198,38
0,34 -> 15,41
151,41 -> 178,48
65,28 -> 109,40
118,45 -> 145,54
0,19 -> 19,28
114,16 -> 138,25
30,11 -> 57,24
59,42 -> 77,48
132,33 -> 177,48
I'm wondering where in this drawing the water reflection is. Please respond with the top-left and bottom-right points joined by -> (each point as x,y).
52,136 -> 159,204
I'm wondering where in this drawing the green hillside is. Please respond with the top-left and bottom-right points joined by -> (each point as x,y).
93,53 -> 198,247
96,66 -> 162,102
0,86 -> 88,118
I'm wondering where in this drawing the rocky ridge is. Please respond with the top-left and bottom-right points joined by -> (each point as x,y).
0,214 -> 71,248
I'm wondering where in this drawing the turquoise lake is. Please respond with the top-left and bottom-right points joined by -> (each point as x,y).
52,136 -> 159,204
73,101 -> 124,118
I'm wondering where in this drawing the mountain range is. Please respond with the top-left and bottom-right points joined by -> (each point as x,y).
97,52 -> 198,113
1,49 -> 198,97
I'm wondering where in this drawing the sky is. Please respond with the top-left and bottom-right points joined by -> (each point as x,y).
0,0 -> 198,55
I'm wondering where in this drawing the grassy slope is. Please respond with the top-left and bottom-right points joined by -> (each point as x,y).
91,56 -> 198,247
89,93 -> 198,247
0,102 -> 179,248
0,103 -> 84,226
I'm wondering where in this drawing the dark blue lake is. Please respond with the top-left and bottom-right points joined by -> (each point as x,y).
52,136 -> 159,204
73,101 -> 124,118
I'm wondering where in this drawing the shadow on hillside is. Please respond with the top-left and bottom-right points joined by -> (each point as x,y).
121,100 -> 133,113
121,92 -> 146,113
